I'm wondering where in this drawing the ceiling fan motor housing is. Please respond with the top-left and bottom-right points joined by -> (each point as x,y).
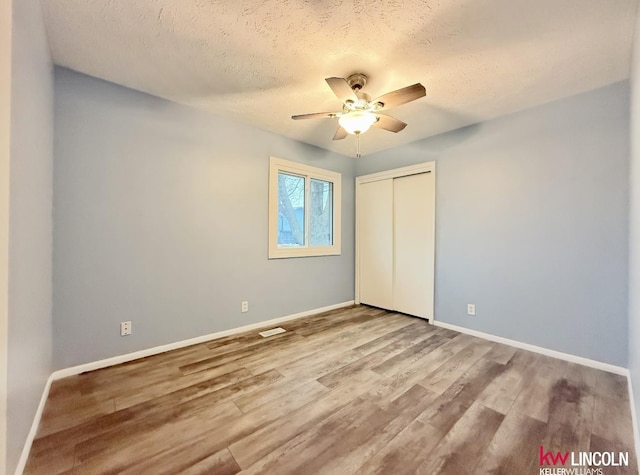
347,73 -> 368,91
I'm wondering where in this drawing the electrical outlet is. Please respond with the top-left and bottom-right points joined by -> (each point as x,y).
241,301 -> 249,313
120,321 -> 132,336
467,304 -> 476,316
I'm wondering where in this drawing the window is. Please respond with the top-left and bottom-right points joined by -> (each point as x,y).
269,156 -> 341,258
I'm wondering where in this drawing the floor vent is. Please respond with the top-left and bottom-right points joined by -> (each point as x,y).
259,327 -> 286,338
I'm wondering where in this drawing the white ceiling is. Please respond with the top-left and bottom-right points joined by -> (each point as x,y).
42,0 -> 639,157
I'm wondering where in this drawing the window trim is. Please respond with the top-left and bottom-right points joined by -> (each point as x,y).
268,156 -> 341,259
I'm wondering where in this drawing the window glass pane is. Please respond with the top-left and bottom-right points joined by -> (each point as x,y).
277,172 -> 305,247
309,178 -> 333,246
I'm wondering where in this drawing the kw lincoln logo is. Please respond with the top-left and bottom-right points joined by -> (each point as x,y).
538,446 -> 629,475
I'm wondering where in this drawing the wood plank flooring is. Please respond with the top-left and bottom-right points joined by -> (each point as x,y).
24,305 -> 638,474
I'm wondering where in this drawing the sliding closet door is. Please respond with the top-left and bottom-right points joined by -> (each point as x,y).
393,172 -> 435,319
358,179 -> 393,310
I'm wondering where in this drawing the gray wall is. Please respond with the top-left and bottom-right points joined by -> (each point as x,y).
0,0 -> 10,469
628,7 -> 640,444
53,68 -> 356,369
54,69 -> 629,369
358,82 -> 630,366
8,0 -> 53,472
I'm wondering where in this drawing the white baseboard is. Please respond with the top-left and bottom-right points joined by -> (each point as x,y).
14,300 -> 353,475
14,375 -> 54,475
433,320 -> 627,375
51,300 -> 354,381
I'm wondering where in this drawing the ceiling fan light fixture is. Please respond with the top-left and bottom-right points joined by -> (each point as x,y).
338,111 -> 377,135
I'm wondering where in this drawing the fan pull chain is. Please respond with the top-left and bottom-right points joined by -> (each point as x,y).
356,134 -> 361,158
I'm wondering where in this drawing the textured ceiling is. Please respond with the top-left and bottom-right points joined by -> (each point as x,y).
42,0 -> 639,157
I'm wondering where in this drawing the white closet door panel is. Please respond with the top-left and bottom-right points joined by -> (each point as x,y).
393,172 -> 435,319
358,180 -> 394,310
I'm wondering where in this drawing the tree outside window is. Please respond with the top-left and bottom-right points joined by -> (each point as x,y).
269,157 -> 341,258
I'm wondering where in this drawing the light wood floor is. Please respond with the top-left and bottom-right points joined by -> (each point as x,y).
25,305 -> 638,474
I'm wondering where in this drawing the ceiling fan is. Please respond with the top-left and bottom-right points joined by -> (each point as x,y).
292,73 -> 426,156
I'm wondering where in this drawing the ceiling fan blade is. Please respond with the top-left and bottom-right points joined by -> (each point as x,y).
291,112 -> 340,120
373,114 -> 407,133
325,77 -> 359,103
373,83 -> 426,111
333,126 -> 348,140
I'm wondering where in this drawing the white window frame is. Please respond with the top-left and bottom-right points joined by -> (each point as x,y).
269,156 -> 341,259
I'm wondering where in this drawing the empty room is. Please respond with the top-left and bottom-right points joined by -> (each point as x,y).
4,0 -> 640,474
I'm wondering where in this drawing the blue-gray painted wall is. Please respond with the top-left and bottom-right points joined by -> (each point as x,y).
53,69 -> 630,369
53,68 -> 356,369
357,82 -> 630,367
